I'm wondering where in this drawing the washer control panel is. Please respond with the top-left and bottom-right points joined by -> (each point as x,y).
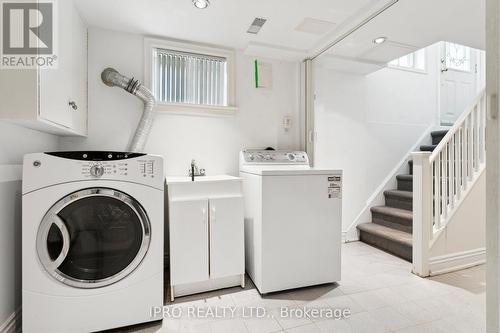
242,150 -> 309,164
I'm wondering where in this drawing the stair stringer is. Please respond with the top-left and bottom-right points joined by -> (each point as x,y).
344,124 -> 435,242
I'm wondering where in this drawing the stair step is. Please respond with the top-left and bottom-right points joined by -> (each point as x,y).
396,174 -> 412,191
371,205 -> 412,233
357,223 -> 412,262
408,160 -> 413,175
384,190 -> 413,211
431,130 -> 449,145
420,144 -> 438,152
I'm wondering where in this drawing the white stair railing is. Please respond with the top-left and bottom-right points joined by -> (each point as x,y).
412,89 -> 486,277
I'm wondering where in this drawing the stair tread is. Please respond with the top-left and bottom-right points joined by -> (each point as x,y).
431,130 -> 449,137
371,205 -> 413,219
420,144 -> 437,151
357,223 -> 413,247
396,174 -> 413,181
384,189 -> 413,199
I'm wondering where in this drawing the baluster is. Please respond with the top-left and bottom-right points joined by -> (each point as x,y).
449,135 -> 455,209
457,127 -> 463,199
468,113 -> 473,181
474,106 -> 479,172
480,94 -> 486,164
463,118 -> 469,191
442,146 -> 448,219
435,152 -> 441,229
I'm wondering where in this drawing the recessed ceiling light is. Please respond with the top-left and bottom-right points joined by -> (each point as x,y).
193,0 -> 210,9
373,37 -> 387,44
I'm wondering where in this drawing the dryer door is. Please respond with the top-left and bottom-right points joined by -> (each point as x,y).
36,188 -> 151,288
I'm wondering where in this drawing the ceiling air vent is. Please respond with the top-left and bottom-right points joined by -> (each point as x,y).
247,18 -> 267,34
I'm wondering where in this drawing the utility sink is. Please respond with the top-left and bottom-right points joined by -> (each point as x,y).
166,175 -> 242,200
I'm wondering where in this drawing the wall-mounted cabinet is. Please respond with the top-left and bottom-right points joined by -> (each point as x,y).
0,0 -> 87,136
166,176 -> 245,301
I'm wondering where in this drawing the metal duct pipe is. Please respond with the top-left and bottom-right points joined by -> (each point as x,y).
101,67 -> 156,152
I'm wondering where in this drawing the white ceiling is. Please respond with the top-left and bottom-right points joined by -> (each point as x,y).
75,0 -> 485,64
74,0 -> 384,55
323,0 -> 485,61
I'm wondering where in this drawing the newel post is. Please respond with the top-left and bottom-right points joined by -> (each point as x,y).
411,152 -> 432,277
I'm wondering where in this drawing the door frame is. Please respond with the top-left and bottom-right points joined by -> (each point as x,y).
486,0 -> 500,331
303,59 -> 315,166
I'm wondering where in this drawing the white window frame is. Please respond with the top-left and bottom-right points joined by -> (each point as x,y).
144,37 -> 237,116
443,42 -> 472,73
387,48 -> 427,74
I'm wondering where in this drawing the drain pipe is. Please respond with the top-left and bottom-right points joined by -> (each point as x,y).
101,68 -> 156,152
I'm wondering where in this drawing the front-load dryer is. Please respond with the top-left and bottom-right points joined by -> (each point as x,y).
22,151 -> 164,333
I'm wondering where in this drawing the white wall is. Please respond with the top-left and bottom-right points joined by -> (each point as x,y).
313,44 -> 440,231
60,28 -> 301,176
0,122 -> 58,329
429,171 -> 486,272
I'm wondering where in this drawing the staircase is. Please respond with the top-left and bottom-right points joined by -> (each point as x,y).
356,130 -> 449,261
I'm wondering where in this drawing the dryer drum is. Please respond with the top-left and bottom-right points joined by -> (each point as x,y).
36,188 -> 151,288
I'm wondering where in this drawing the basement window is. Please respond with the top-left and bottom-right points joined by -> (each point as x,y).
145,38 -> 236,114
388,48 -> 426,72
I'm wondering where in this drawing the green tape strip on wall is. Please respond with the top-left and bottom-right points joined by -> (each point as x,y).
254,59 -> 259,88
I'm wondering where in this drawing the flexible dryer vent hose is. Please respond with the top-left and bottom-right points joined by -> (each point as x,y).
101,67 -> 156,152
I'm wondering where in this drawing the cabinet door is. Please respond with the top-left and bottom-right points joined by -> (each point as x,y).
68,0 -> 87,134
38,0 -> 87,134
38,0 -> 74,128
169,199 -> 209,285
209,197 -> 244,278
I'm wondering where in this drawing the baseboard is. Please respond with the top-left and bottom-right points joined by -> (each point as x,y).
0,308 -> 21,333
429,248 -> 486,276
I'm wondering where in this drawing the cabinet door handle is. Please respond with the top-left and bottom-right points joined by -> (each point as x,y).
68,101 -> 78,110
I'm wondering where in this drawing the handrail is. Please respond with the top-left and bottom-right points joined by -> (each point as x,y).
412,89 -> 486,277
430,88 -> 486,162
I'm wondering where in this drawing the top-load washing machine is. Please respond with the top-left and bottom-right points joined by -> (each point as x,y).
22,151 -> 164,333
239,149 -> 342,294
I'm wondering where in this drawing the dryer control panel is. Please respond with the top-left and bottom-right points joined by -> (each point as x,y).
46,152 -> 158,180
23,152 -> 164,193
241,150 -> 309,165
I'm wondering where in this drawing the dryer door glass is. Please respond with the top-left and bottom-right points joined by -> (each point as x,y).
37,188 -> 151,288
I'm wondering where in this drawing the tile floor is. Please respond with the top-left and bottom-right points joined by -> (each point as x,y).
110,242 -> 486,333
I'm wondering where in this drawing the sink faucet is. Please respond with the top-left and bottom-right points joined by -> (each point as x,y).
189,159 -> 206,181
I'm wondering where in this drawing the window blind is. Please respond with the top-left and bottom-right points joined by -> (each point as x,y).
153,48 -> 228,106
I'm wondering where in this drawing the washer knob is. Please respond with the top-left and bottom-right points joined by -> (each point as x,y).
90,165 -> 105,177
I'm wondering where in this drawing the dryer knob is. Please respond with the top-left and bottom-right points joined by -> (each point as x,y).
90,165 -> 105,177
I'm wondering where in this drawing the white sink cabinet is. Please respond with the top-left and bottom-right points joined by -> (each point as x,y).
166,175 -> 245,300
